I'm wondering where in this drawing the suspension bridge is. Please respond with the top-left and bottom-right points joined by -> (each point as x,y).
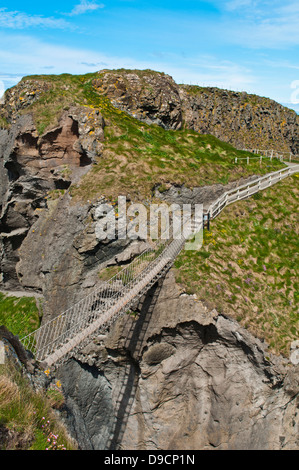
20,162 -> 299,368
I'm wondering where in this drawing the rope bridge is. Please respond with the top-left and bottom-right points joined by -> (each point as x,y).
20,163 -> 299,368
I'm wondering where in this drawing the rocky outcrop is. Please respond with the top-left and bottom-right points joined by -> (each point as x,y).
15,193 -> 133,323
1,70 -> 298,451
0,106 -> 105,289
154,174 -> 259,209
56,271 -> 298,450
0,80 -> 51,124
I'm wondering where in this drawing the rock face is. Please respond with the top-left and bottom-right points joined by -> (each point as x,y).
154,174 -> 259,210
15,192 -> 134,323
180,86 -> 299,154
0,106 -> 105,290
92,69 -> 299,153
56,271 -> 298,450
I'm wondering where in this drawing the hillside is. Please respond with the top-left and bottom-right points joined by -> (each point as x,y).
0,69 -> 298,450
180,84 -> 299,153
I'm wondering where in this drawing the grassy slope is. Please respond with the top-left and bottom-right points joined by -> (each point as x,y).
0,73 -> 296,444
71,96 -> 285,201
69,75 -> 286,201
175,174 -> 299,356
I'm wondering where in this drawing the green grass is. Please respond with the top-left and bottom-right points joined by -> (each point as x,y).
0,293 -> 41,338
18,73 -> 95,134
181,84 -> 299,153
174,174 -> 299,357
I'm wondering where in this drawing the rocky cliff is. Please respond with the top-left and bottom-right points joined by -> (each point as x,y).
93,69 -> 299,153
0,70 -> 298,450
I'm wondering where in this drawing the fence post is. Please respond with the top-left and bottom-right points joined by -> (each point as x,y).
247,156 -> 249,165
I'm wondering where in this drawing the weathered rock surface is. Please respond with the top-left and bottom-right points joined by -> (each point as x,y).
56,271 -> 298,450
0,80 -> 51,123
180,85 -> 299,154
154,174 -> 259,209
0,106 -> 105,289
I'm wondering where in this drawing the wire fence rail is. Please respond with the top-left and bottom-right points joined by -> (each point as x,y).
21,162 -> 299,368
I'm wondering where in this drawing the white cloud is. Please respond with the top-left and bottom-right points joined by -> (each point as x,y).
0,7 -> 72,29
0,33 -> 149,78
67,1 -> 105,16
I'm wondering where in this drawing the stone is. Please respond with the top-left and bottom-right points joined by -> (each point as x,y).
290,341 -> 299,365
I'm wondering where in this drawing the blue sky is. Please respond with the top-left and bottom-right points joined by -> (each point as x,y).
1,1 -> 299,111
